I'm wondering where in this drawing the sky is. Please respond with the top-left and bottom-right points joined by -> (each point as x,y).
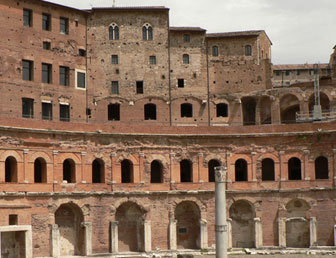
46,0 -> 336,65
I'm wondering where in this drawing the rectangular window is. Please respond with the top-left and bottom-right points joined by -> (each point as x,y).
296,70 -> 300,75
22,98 -> 34,118
285,71 -> 290,76
42,13 -> 51,31
76,70 -> 86,89
60,17 -> 69,34
60,104 -> 70,122
22,60 -> 33,81
178,78 -> 184,88
136,81 -> 144,94
275,70 -> 280,76
59,66 -> 69,86
79,49 -> 86,57
183,34 -> 190,42
42,102 -> 52,120
111,81 -> 119,94
9,214 -> 18,225
43,41 -> 51,50
42,63 -> 52,83
23,9 -> 32,27
149,56 -> 156,65
111,55 -> 119,64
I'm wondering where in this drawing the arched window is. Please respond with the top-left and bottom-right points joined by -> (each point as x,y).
181,103 -> 193,118
34,158 -> 47,183
92,159 -> 104,183
208,159 -> 220,182
108,103 -> 120,121
183,54 -> 189,64
235,159 -> 247,181
261,158 -> 275,181
212,46 -> 219,57
288,157 -> 301,180
245,45 -> 252,56
121,159 -> 133,183
109,23 -> 119,40
144,103 -> 156,120
180,159 -> 192,182
150,160 -> 163,183
216,103 -> 228,117
63,159 -> 76,183
5,156 -> 18,183
315,156 -> 328,179
142,23 -> 153,40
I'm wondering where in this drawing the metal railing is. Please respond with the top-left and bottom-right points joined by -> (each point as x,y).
296,111 -> 336,122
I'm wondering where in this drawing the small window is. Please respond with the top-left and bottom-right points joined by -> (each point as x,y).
23,9 -> 32,27
245,45 -> 252,56
144,103 -> 156,120
111,55 -> 119,64
42,102 -> 52,120
275,70 -> 281,76
136,81 -> 144,94
42,13 -> 51,31
309,69 -> 314,75
59,66 -> 69,86
42,63 -> 52,84
108,103 -> 120,121
60,104 -> 70,122
296,70 -> 300,75
111,81 -> 119,94
181,103 -> 192,118
180,159 -> 192,182
22,98 -> 34,118
22,60 -> 33,81
109,24 -> 119,40
216,103 -> 228,117
212,46 -> 219,57
9,215 -> 18,225
183,34 -> 190,42
76,70 -> 86,89
43,41 -> 51,50
288,157 -> 301,180
183,54 -> 189,64
60,17 -> 69,35
79,49 -> 86,57
178,78 -> 184,88
149,55 -> 156,65
121,159 -> 133,183
285,71 -> 290,76
142,23 -> 153,40
235,159 -> 248,181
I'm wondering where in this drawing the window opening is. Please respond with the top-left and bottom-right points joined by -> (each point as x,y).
121,159 -> 133,183
216,103 -> 228,117
315,156 -> 328,179
60,17 -> 69,34
136,81 -> 144,94
212,46 -> 219,56
34,158 -> 46,183
180,159 -> 192,182
261,158 -> 275,181
92,159 -> 104,183
183,34 -> 190,42
142,23 -> 153,40
235,159 -> 248,181
144,103 -> 156,120
76,71 -> 86,89
149,55 -> 156,65
43,41 -> 51,50
111,55 -> 119,64
288,157 -> 301,180
181,103 -> 192,117
178,78 -> 184,88
42,102 -> 52,120
245,45 -> 252,56
108,103 -> 120,121
150,160 -> 163,183
23,9 -> 32,27
22,98 -> 34,118
59,66 -> 69,86
63,159 -> 75,183
22,60 -> 33,81
183,54 -> 189,64
109,24 -> 119,40
42,13 -> 51,31
42,63 -> 52,83
5,157 -> 18,183
60,104 -> 70,122
9,215 -> 18,225
111,81 -> 119,94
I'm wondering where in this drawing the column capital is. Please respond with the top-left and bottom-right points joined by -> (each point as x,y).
215,166 -> 227,182
53,150 -> 59,155
23,149 -> 29,154
198,153 -> 203,157
169,153 -> 175,157
303,150 -> 310,155
139,152 -> 145,157
110,152 -> 117,157
81,152 -> 87,156
251,152 -> 257,156
279,151 -> 285,155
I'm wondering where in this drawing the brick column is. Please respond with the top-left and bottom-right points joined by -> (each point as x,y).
80,152 -> 86,183
50,224 -> 60,257
170,153 -> 178,185
82,222 -> 92,255
169,219 -> 177,250
110,221 -> 118,253
198,153 -> 204,182
53,151 -> 59,184
139,152 -> 145,184
23,149 -> 29,183
200,219 -> 208,249
279,151 -> 285,189
251,152 -> 257,182
271,97 -> 281,124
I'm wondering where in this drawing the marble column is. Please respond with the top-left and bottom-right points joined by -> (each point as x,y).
169,219 -> 177,250
200,219 -> 208,249
254,217 -> 263,248
278,218 -> 286,247
110,221 -> 118,253
82,222 -> 92,255
50,224 -> 60,258
309,217 -> 317,247
144,220 -> 152,252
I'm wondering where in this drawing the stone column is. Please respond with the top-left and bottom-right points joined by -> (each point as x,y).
227,218 -> 232,249
215,166 -> 227,258
309,217 -> 317,247
82,222 -> 92,255
50,224 -> 60,258
169,219 -> 177,250
110,221 -> 118,253
254,218 -> 263,248
278,218 -> 286,247
144,220 -> 152,252
25,228 -> 33,258
200,219 -> 208,249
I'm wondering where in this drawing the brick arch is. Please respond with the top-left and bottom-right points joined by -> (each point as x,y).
97,96 -> 129,104
174,153 -> 198,164
56,153 -> 81,165
203,154 -> 224,168
85,154 -> 109,166
27,151 -> 52,164
134,96 -> 168,103
49,200 -> 89,222
113,199 -> 149,220
256,153 -> 279,163
145,154 -> 169,166
171,96 -> 203,105
115,154 -> 139,165
171,198 -> 206,219
229,154 -> 252,165
227,197 -> 256,213
0,150 -> 23,162
211,98 -> 229,105
279,92 -> 303,103
283,153 -> 304,163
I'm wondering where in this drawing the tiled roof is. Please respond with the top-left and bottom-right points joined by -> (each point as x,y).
206,30 -> 272,44
273,64 -> 330,70
169,27 -> 206,32
91,6 -> 169,11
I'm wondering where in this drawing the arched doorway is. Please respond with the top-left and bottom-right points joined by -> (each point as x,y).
308,92 -> 330,113
288,157 -> 301,180
242,97 -> 257,125
55,203 -> 84,256
116,202 -> 145,252
63,159 -> 76,183
175,201 -> 200,249
285,199 -> 310,248
315,156 -> 328,179
229,200 -> 255,248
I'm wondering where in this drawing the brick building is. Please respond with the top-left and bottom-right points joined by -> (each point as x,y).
0,0 -> 336,257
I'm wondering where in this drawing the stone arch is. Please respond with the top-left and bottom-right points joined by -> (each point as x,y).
175,201 -> 201,249
285,199 -> 310,248
280,94 -> 300,124
116,201 -> 146,252
0,150 -> 23,162
258,96 -> 272,124
229,200 -> 255,248
308,92 -> 330,112
55,202 -> 85,256
27,151 -> 52,164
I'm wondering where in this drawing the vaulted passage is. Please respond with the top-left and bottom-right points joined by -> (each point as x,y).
280,94 -> 300,124
175,201 -> 200,249
55,203 -> 84,256
116,202 -> 145,252
230,200 -> 255,248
